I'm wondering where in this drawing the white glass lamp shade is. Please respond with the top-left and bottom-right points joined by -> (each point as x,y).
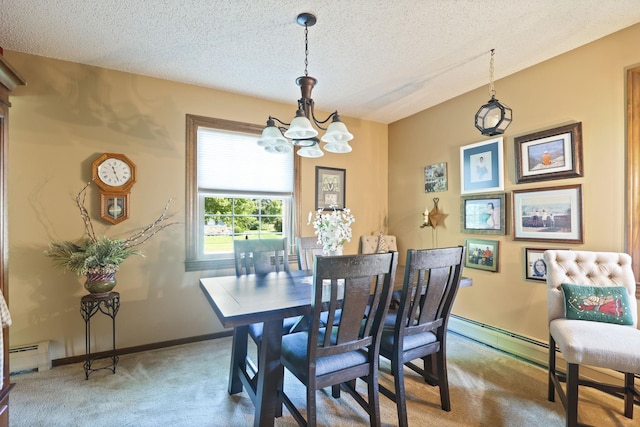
297,144 -> 324,158
284,116 -> 318,139
258,125 -> 287,147
321,120 -> 353,143
324,141 -> 352,153
265,143 -> 292,154
291,138 -> 317,147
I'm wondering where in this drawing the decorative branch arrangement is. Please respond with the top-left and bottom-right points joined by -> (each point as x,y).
75,182 -> 178,248
46,183 -> 179,276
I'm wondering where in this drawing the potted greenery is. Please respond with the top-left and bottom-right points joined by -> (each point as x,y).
45,183 -> 178,295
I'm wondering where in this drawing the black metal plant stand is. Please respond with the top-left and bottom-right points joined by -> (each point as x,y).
80,291 -> 120,379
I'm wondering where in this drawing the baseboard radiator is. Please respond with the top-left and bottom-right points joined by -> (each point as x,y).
9,341 -> 51,374
448,315 -> 627,385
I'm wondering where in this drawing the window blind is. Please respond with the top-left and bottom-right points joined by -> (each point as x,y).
197,127 -> 293,194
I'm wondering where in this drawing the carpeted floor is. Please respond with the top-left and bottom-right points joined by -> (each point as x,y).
8,333 -> 637,426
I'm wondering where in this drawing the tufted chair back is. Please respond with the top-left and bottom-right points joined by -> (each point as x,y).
359,235 -> 398,254
544,249 -> 637,326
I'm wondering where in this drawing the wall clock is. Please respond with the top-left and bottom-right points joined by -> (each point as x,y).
91,153 -> 136,224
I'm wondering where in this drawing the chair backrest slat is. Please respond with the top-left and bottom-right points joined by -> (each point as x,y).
233,238 -> 289,275
310,252 -> 398,360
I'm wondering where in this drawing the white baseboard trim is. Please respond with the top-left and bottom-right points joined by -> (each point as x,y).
448,315 -> 626,385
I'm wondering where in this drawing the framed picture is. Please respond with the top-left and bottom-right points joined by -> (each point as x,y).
464,238 -> 499,272
512,184 -> 583,243
460,137 -> 504,194
460,193 -> 506,235
315,166 -> 346,210
525,248 -> 551,281
425,162 -> 448,193
514,122 -> 583,183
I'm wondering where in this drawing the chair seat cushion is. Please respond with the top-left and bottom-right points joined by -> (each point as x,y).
560,283 -> 633,325
248,316 -> 302,344
281,330 -> 368,378
379,328 -> 437,354
550,318 -> 640,373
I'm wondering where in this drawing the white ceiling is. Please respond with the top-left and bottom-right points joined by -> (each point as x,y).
1,1 -> 640,124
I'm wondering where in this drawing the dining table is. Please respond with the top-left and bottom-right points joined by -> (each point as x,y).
200,270 -> 312,427
199,267 -> 472,427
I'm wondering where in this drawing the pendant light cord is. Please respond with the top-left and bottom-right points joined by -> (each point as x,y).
489,49 -> 496,98
304,23 -> 309,77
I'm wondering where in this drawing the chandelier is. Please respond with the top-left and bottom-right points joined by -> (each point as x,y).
474,49 -> 512,136
257,13 -> 353,158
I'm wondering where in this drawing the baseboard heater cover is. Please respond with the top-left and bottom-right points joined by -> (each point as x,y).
9,341 -> 51,374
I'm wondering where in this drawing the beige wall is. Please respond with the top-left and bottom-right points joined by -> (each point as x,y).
7,22 -> 640,361
389,23 -> 640,342
5,51 -> 389,360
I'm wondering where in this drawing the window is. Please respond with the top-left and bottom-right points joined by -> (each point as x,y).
185,115 -> 300,271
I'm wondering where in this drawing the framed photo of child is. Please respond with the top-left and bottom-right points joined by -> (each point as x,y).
460,137 -> 504,194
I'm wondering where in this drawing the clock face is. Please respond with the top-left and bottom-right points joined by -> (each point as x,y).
97,158 -> 132,187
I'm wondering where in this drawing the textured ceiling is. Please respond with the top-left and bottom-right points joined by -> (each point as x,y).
1,1 -> 640,124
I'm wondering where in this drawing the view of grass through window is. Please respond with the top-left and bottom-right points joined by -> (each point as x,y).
204,196 -> 284,253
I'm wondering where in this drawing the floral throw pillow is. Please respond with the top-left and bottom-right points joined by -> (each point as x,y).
560,283 -> 633,325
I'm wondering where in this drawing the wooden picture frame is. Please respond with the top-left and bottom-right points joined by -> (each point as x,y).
464,238 -> 499,272
315,166 -> 346,210
512,184 -> 583,243
514,122 -> 583,183
425,162 -> 447,193
525,247 -> 550,282
460,193 -> 506,235
460,137 -> 504,194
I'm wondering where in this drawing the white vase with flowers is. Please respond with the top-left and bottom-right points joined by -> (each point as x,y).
309,207 -> 355,255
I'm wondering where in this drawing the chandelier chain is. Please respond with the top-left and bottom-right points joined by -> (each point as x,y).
304,23 -> 309,76
489,49 -> 496,98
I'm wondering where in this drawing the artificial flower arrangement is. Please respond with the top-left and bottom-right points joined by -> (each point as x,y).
309,206 -> 355,254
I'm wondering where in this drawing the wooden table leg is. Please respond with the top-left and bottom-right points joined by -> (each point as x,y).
253,319 -> 284,427
228,325 -> 248,395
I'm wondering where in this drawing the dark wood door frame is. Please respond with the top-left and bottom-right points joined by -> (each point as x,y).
626,65 -> 640,298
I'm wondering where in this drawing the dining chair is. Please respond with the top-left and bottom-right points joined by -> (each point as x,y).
279,251 -> 399,427
232,238 -> 298,377
233,238 -> 290,275
378,246 -> 464,427
296,236 -> 324,271
544,250 -> 640,427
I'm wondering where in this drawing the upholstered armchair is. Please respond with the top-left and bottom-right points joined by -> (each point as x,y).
544,250 -> 640,427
